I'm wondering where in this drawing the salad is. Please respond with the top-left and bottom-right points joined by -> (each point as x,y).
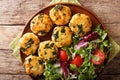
42,24 -> 111,80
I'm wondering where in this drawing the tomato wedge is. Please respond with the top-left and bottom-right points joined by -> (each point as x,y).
91,48 -> 105,65
70,55 -> 83,68
59,50 -> 68,61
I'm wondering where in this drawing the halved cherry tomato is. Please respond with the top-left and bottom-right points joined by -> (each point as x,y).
59,50 -> 68,61
70,55 -> 83,68
91,48 -> 105,65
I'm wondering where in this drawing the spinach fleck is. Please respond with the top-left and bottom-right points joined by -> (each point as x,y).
77,13 -> 81,16
61,27 -> 65,33
44,43 -> 54,49
25,38 -> 34,49
28,58 -> 32,62
52,51 -> 57,55
38,59 -> 44,64
54,4 -> 63,11
63,13 -> 66,16
38,13 -> 44,19
52,31 -> 59,41
77,24 -> 84,34
32,21 -> 35,24
50,43 -> 54,47
38,30 -> 47,35
20,47 -> 26,52
44,51 -> 47,55
44,43 -> 50,49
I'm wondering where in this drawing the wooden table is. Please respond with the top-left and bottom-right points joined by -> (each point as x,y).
0,0 -> 120,80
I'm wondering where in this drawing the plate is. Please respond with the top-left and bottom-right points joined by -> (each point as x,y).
20,3 -> 106,79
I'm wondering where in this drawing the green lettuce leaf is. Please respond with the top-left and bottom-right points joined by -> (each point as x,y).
43,63 -> 63,80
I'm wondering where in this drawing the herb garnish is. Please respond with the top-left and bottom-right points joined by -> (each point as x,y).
38,13 -> 44,19
77,13 -> 81,16
44,43 -> 54,49
28,58 -> 32,62
25,38 -> 34,49
52,31 -> 59,41
77,24 -> 84,34
38,30 -> 47,35
20,47 -> 26,52
54,4 -> 63,11
61,27 -> 65,33
52,51 -> 57,55
39,59 -> 44,64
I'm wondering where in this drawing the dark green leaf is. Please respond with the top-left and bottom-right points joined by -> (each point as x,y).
52,31 -> 59,41
28,58 -> 32,62
62,47 -> 72,60
78,73 -> 89,80
54,4 -> 63,11
38,30 -> 47,35
71,35 -> 79,46
44,63 -> 63,80
25,38 -> 34,48
20,47 -> 26,52
94,24 -> 107,41
44,43 -> 54,49
38,13 -> 44,19
61,27 -> 65,33
38,60 -> 44,64
77,24 -> 84,34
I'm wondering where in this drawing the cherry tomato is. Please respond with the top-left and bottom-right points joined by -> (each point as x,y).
70,55 -> 83,68
91,49 -> 105,65
59,50 -> 68,61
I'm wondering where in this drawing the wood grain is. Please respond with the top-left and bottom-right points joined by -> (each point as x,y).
0,0 -> 119,24
0,0 -> 120,80
0,50 -> 25,74
83,0 -> 120,24
0,25 -> 24,49
0,0 -> 51,25
0,74 -> 32,80
97,74 -> 120,80
102,53 -> 120,75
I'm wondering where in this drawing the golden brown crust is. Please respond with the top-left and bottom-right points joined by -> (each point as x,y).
30,13 -> 53,36
50,4 -> 71,25
69,13 -> 92,36
24,55 -> 44,76
52,26 -> 72,47
19,33 -> 40,55
38,40 -> 58,62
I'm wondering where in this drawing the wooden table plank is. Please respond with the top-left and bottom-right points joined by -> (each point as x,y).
0,25 -> 24,49
1,74 -> 120,80
0,50 -> 25,74
105,23 -> 120,44
97,74 -> 120,80
0,0 -> 120,24
0,74 -> 32,80
84,0 -> 120,24
0,0 -> 51,25
102,53 -> 120,75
